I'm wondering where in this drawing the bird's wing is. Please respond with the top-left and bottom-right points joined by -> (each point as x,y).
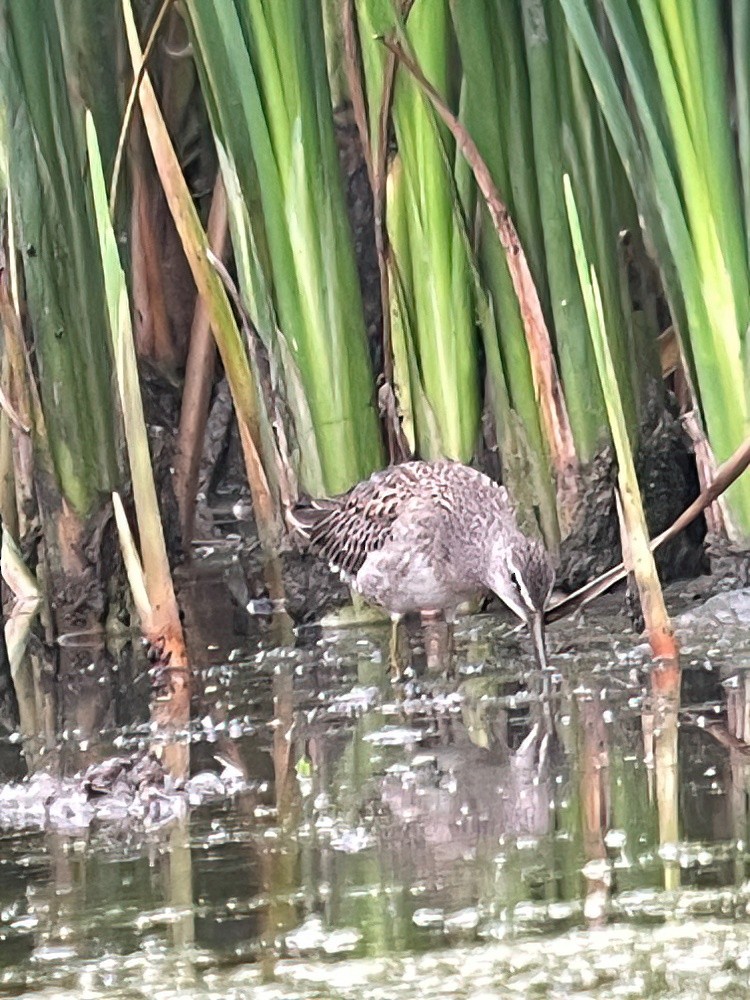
292,463 -> 428,580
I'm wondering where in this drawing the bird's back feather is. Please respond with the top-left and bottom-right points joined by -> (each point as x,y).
290,461 -> 511,584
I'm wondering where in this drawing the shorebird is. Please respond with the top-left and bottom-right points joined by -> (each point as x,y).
292,460 -> 555,668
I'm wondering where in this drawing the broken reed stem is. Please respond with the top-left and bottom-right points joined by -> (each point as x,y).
547,433 -> 750,622
109,0 -> 173,219
564,173 -> 676,661
205,251 -> 298,516
121,0 -> 283,551
88,111 -> 188,674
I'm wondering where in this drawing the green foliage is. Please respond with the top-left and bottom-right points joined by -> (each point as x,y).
0,0 -> 121,514
562,0 -> 750,539
356,0 -> 481,463
3,0 -> 748,558
183,0 -> 383,496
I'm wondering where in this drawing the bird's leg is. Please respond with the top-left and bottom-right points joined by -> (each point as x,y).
389,614 -> 408,678
421,610 -> 454,675
445,609 -> 456,670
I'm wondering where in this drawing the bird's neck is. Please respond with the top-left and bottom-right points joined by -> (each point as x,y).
460,520 -> 518,589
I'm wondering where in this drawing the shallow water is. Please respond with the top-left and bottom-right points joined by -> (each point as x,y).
2,560 -> 750,998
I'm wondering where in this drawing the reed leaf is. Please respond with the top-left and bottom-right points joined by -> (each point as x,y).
0,0 -> 120,514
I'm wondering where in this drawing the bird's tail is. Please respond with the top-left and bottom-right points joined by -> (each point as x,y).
286,497 -> 338,544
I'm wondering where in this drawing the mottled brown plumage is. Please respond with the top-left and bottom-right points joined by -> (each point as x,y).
292,461 -> 555,665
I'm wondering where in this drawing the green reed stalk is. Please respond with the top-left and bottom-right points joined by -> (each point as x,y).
356,0 -> 481,461
451,0 -> 559,540
562,0 -> 750,540
0,0 -> 121,515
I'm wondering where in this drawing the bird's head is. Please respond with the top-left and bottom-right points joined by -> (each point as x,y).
484,534 -> 555,668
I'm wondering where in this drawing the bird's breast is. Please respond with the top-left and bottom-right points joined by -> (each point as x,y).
355,542 -> 479,616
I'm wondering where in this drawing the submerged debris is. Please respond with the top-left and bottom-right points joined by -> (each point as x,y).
0,752 -> 250,834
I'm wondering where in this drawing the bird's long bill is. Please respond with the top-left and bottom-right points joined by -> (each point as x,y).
530,611 -> 548,670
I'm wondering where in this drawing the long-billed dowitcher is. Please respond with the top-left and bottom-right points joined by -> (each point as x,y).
292,460 -> 555,667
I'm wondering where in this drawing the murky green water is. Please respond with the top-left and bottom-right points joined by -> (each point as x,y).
2,562 -> 750,998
